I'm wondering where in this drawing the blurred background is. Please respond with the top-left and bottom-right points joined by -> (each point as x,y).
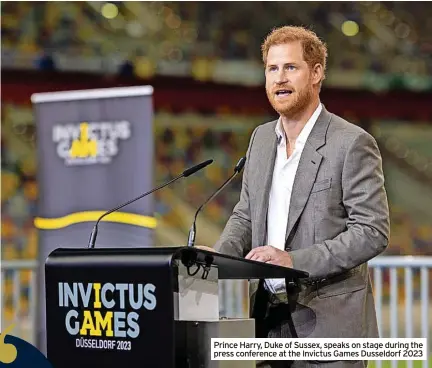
1,0 -> 431,363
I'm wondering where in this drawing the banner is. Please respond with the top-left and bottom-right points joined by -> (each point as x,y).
31,86 -> 155,354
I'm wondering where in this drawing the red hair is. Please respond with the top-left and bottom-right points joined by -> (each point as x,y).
261,26 -> 328,82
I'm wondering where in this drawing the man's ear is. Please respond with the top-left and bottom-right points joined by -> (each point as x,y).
312,63 -> 324,85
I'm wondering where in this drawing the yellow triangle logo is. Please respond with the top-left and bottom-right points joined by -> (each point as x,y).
70,122 -> 98,158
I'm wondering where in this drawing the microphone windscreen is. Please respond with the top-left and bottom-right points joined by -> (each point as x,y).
183,159 -> 213,177
234,157 -> 246,173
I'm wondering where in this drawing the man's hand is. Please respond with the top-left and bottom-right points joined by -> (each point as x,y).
245,245 -> 293,268
195,245 -> 219,253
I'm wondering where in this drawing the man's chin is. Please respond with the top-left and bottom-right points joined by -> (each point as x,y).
273,103 -> 296,116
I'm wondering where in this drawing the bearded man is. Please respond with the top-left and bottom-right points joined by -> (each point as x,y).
211,26 -> 390,368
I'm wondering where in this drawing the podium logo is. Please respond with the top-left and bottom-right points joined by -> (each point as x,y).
58,282 -> 157,341
52,121 -> 131,166
0,325 -> 17,363
0,324 -> 53,367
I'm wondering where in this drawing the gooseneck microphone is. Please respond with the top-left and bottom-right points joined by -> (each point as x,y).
187,157 -> 246,248
88,159 -> 213,249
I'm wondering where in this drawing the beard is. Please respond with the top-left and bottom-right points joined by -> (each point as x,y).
266,82 -> 314,119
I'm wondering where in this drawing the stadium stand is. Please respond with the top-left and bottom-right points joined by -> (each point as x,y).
1,2 -> 432,90
1,1 -> 431,348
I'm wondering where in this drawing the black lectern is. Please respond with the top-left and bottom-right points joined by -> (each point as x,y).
45,246 -> 308,368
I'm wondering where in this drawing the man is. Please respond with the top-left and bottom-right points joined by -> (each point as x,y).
211,26 -> 390,367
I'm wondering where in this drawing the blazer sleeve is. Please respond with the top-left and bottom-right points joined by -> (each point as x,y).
289,131 -> 390,279
214,127 -> 259,257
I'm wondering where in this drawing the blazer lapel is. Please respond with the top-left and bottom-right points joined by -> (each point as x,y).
285,106 -> 332,245
255,122 -> 278,247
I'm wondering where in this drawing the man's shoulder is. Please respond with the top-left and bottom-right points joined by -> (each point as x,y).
249,110 -> 376,147
327,111 -> 376,147
257,118 -> 278,130
252,118 -> 278,138
253,111 -> 368,137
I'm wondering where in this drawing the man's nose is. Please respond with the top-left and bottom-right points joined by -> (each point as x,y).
275,69 -> 288,84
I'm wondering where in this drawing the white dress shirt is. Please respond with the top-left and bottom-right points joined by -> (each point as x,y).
265,103 -> 323,295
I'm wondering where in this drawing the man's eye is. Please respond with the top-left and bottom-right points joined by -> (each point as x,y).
286,65 -> 296,70
269,67 -> 277,72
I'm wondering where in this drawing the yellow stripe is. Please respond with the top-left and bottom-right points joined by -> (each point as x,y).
34,211 -> 157,230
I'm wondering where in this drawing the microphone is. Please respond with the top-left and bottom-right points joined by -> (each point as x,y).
88,159 -> 213,249
187,157 -> 246,248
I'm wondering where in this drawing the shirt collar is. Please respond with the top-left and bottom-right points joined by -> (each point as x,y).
275,103 -> 322,146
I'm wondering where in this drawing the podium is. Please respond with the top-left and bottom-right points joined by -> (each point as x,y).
45,246 -> 308,367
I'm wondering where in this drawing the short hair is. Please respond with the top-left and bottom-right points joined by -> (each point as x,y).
261,26 -> 328,82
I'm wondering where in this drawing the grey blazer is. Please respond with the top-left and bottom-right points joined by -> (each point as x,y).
215,105 -> 390,339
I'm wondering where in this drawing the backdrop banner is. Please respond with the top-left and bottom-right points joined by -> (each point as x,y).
31,86 -> 155,354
